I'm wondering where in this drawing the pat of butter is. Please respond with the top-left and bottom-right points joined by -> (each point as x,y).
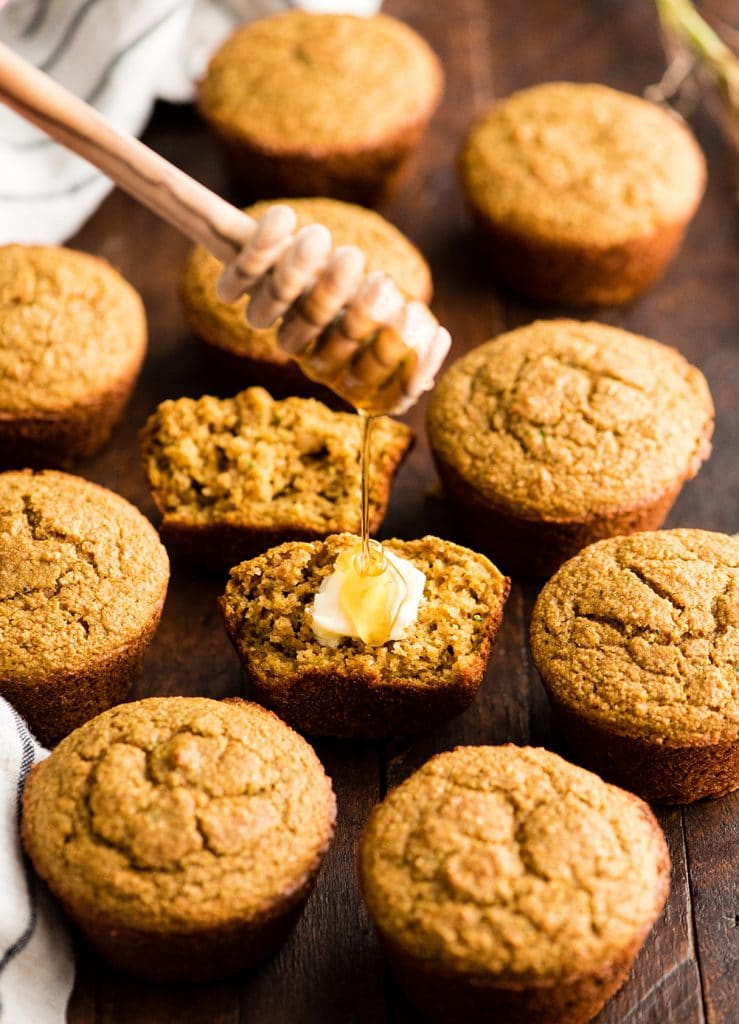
310,547 -> 425,647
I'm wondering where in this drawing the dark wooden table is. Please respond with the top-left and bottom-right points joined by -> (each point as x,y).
63,1 -> 738,1021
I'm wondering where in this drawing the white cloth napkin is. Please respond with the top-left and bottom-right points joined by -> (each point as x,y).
0,698 -> 74,1024
0,0 -> 383,245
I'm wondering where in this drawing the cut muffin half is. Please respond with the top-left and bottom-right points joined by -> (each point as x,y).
219,534 -> 510,738
141,387 -> 413,570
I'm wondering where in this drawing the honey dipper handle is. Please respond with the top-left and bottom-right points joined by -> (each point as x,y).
0,42 -> 253,262
0,42 -> 453,415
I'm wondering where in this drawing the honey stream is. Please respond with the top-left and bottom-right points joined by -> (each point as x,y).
359,412 -> 380,574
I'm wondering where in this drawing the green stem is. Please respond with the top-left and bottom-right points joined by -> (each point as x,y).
653,0 -> 739,107
655,0 -> 733,64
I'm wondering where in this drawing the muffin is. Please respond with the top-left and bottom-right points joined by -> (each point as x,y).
140,387 -> 413,570
22,696 -> 336,981
427,319 -> 714,577
181,197 -> 433,396
0,470 -> 169,744
219,534 -> 510,737
459,82 -> 706,305
197,12 -> 443,204
530,529 -> 739,803
359,744 -> 670,1024
0,245 -> 147,467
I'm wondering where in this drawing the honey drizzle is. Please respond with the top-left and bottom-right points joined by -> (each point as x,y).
358,411 -> 382,575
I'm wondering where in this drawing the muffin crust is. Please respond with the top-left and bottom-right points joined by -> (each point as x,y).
0,470 -> 169,742
427,320 -> 713,574
459,83 -> 706,305
461,83 -> 705,247
22,696 -> 336,980
531,530 -> 739,802
429,320 -> 712,520
198,13 -> 442,153
360,745 -> 669,1023
0,245 -> 146,464
197,13 -> 443,203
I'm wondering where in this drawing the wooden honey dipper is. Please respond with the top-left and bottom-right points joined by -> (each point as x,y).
0,42 -> 451,415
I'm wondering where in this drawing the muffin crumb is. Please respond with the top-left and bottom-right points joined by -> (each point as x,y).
220,534 -> 510,737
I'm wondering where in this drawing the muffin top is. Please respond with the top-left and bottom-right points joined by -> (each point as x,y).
181,197 -> 432,363
221,534 -> 508,686
531,529 -> 739,745
460,82 -> 706,246
0,470 -> 168,681
141,387 -> 412,532
360,745 -> 669,980
198,12 -> 443,152
22,697 -> 336,931
0,245 -> 146,415
427,320 -> 713,520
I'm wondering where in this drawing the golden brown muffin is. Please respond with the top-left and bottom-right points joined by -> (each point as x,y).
141,387 -> 413,570
459,83 -> 706,305
0,245 -> 147,467
181,197 -> 433,396
359,744 -> 670,1024
197,12 -> 443,204
427,319 -> 714,577
22,696 -> 336,981
530,529 -> 739,803
219,534 -> 509,738
0,471 -> 169,744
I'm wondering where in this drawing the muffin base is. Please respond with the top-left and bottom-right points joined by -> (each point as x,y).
220,581 -> 509,738
547,694 -> 739,804
49,860 -> 321,982
162,520 -> 339,573
432,453 -> 686,578
204,110 -> 437,207
1,598 -> 165,747
0,373 -> 142,470
192,336 -> 349,407
162,517 -> 402,574
380,928 -> 656,1024
467,206 -> 691,307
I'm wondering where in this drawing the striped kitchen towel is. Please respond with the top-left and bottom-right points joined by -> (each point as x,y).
0,698 -> 74,1024
0,0 -> 382,245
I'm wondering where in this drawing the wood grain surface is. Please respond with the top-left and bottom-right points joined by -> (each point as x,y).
60,1 -> 737,1021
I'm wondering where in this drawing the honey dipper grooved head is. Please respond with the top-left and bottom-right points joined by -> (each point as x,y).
217,205 -> 451,415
